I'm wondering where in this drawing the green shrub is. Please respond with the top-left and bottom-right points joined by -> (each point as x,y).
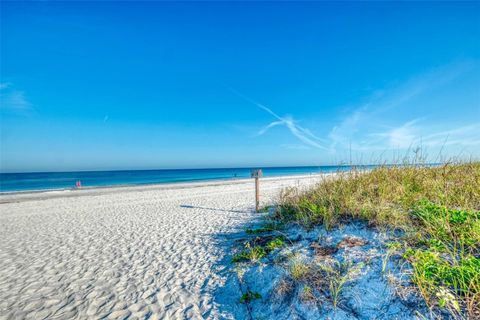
266,237 -> 285,251
232,245 -> 266,262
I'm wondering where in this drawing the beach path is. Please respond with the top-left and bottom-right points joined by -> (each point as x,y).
0,175 -> 322,319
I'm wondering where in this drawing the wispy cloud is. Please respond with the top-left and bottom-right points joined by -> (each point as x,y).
364,120 -> 480,157
229,88 -> 329,150
419,123 -> 480,147
0,83 -> 34,115
228,60 -> 479,161
372,118 -> 422,149
328,60 -> 477,152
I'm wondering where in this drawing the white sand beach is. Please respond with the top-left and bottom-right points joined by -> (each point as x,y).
0,174 -> 325,319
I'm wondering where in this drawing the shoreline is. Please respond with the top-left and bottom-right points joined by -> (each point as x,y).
0,171 -> 329,196
1,164 -> 381,195
2,164 -> 419,196
0,172 -> 329,204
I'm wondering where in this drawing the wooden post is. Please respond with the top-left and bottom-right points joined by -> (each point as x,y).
255,176 -> 260,212
251,169 -> 263,212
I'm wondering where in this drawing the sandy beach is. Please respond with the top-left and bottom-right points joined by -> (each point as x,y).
0,174 -> 325,319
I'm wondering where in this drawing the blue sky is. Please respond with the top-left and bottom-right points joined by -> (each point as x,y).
1,2 -> 479,172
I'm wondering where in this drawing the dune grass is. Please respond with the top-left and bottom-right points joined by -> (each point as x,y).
273,162 -> 480,318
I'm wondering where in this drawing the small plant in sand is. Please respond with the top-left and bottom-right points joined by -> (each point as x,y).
320,260 -> 363,308
436,287 -> 461,317
301,285 -> 316,304
232,244 -> 266,262
382,241 -> 402,273
266,237 -> 285,251
232,236 -> 286,262
240,290 -> 262,303
289,259 -> 310,281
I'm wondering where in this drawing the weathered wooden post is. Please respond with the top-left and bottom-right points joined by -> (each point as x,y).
250,169 -> 263,212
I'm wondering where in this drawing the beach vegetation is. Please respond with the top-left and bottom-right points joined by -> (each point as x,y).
275,277 -> 295,297
301,285 -> 316,303
232,245 -> 267,262
232,236 -> 286,263
266,237 -> 285,251
258,205 -> 273,213
321,260 -> 362,308
289,259 -> 310,281
382,241 -> 402,273
245,221 -> 285,235
271,161 -> 480,317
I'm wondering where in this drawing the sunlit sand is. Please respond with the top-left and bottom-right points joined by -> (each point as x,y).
0,175 -> 324,319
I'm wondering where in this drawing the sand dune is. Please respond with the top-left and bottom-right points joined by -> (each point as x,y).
0,175 -> 324,319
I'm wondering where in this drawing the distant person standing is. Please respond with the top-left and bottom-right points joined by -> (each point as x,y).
75,180 -> 82,189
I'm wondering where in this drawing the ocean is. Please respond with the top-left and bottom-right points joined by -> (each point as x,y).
0,166 -> 370,193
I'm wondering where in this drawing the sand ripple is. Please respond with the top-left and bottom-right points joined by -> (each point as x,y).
0,176 -> 323,319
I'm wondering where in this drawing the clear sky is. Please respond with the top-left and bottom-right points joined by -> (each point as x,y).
1,1 -> 479,172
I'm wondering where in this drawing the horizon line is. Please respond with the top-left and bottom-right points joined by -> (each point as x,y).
0,163 -> 441,175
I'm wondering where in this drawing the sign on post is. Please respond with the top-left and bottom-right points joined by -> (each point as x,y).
250,169 -> 263,212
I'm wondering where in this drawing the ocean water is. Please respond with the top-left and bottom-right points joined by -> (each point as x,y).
0,166 -> 370,193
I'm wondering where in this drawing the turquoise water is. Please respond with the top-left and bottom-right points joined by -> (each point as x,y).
0,166 -> 372,193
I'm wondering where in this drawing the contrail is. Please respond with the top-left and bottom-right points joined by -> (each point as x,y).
227,87 -> 328,150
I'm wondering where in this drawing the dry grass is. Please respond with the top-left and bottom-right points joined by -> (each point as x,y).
276,162 -> 479,230
337,236 -> 368,248
289,259 -> 311,281
287,259 -> 362,309
300,285 -> 317,304
310,242 -> 338,257
275,277 -> 295,297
